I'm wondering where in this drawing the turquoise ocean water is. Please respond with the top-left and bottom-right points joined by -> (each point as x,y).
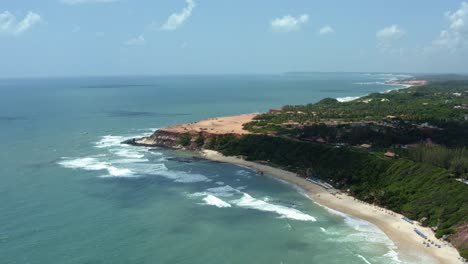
0,73 -> 426,264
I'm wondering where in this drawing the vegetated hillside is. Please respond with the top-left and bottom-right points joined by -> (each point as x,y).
206,81 -> 468,258
244,81 -> 468,147
255,81 -> 468,123
206,134 -> 468,258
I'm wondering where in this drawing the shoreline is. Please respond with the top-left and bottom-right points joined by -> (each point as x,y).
201,149 -> 463,264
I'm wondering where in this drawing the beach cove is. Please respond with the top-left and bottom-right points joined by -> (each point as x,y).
201,149 -> 462,264
129,78 -> 466,264
131,110 -> 463,264
3,74 -> 459,264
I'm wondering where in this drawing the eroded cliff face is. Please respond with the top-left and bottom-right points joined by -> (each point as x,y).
126,129 -> 236,150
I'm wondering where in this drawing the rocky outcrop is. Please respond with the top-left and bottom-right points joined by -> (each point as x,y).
123,129 -> 239,150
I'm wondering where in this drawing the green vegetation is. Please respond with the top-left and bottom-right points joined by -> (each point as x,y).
195,134 -> 205,147
208,81 -> 468,257
245,81 -> 468,147
177,134 -> 191,146
206,134 -> 468,257
405,144 -> 468,179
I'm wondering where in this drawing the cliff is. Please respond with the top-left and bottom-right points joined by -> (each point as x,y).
124,113 -> 257,150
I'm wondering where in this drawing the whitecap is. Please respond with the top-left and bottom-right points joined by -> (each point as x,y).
206,185 -> 240,197
202,194 -> 231,208
111,148 -> 145,159
58,157 -> 135,177
59,157 -> 108,171
232,193 -> 316,222
111,158 -> 149,164
157,170 -> 210,183
383,249 -> 402,264
95,135 -> 126,148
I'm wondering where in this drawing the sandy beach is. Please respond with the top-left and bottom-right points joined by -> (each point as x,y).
162,113 -> 258,135
202,149 -> 463,264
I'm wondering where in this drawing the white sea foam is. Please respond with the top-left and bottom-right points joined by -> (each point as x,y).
235,169 -> 251,176
323,206 -> 391,244
316,203 -> 402,263
58,157 -> 135,177
273,177 -> 310,199
339,73 -> 414,103
356,254 -> 372,264
383,249 -> 402,264
206,185 -> 240,197
320,227 -> 327,233
95,135 -> 127,148
232,193 -> 316,222
202,194 -> 232,208
111,158 -> 149,164
215,181 -> 224,185
353,81 -> 387,85
59,157 -> 108,170
157,170 -> 210,183
111,149 -> 145,159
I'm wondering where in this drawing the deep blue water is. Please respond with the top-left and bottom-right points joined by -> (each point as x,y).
0,74 -> 421,264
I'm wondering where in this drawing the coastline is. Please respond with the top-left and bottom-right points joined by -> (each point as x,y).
201,149 -> 463,264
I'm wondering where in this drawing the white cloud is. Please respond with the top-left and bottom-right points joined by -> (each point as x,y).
161,0 -> 195,31
319,25 -> 335,35
432,2 -> 468,52
124,35 -> 146,46
376,25 -> 405,48
60,0 -> 118,4
0,11 -> 42,35
271,14 -> 309,32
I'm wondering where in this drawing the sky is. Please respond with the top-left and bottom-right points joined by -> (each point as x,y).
1,0 -> 468,77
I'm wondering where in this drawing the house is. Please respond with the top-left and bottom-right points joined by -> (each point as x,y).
360,144 -> 372,149
417,122 -> 441,133
454,104 -> 468,110
384,151 -> 396,159
269,108 -> 282,114
282,121 -> 302,129
315,137 -> 326,144
351,121 -> 372,127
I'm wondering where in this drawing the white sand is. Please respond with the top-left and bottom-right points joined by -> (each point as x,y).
202,149 -> 463,264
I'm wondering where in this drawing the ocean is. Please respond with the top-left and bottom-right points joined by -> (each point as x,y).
0,73 -> 417,264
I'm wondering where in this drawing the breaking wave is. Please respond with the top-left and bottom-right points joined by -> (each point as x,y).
95,135 -> 127,148
356,254 -> 372,264
202,195 -> 232,208
319,205 -> 401,263
58,157 -> 135,177
232,193 -> 316,222
205,185 -> 240,197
